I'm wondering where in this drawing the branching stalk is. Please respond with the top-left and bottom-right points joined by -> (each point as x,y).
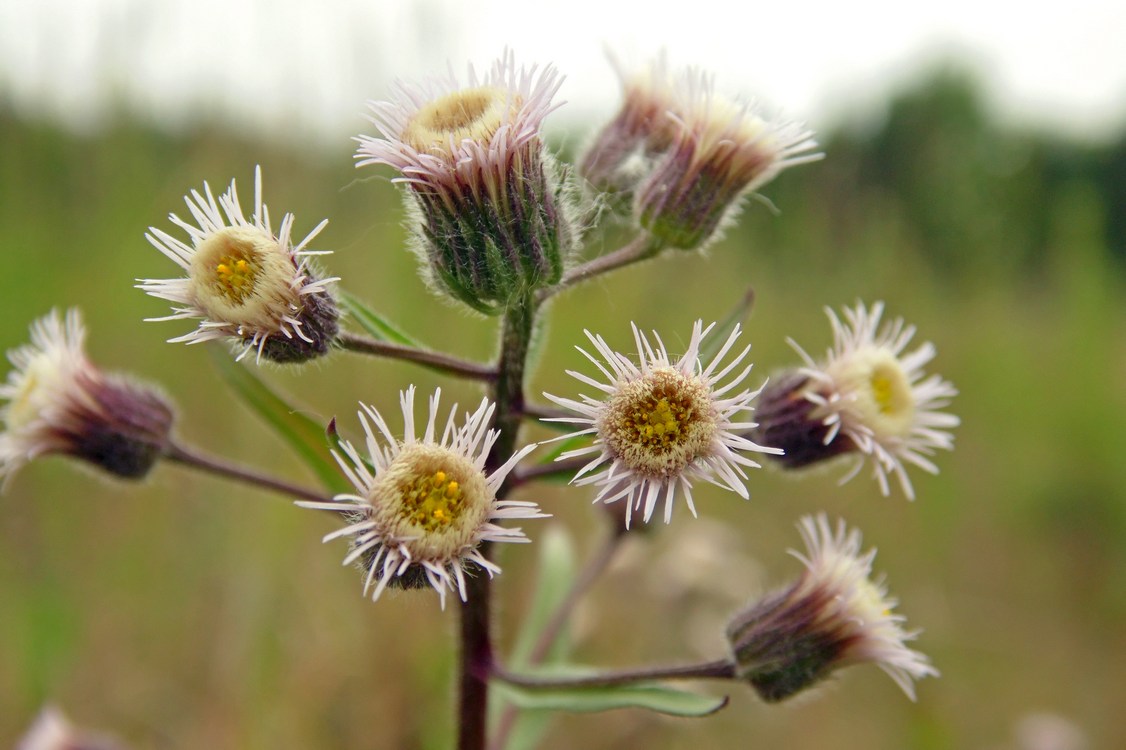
164,441 -> 332,505
337,331 -> 498,381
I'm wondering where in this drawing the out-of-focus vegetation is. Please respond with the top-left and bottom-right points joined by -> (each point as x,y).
2,67 -> 1125,749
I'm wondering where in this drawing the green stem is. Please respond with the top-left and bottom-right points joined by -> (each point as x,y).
457,293 -> 539,750
337,331 -> 498,381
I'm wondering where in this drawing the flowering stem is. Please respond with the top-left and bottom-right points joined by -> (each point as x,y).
163,441 -> 331,505
493,658 -> 736,689
543,232 -> 665,298
336,331 -> 498,381
457,293 -> 539,750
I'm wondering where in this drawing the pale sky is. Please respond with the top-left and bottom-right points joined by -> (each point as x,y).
1,0 -> 1124,143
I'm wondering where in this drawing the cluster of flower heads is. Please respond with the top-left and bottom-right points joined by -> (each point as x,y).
0,48 -> 963,712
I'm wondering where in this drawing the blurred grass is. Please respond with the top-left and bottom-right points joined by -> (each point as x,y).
1,91 -> 1125,750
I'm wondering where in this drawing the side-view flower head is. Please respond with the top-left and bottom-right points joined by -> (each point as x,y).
753,301 -> 959,499
635,68 -> 822,251
578,51 -> 681,196
138,166 -> 339,364
727,514 -> 938,702
17,706 -> 128,750
1,309 -> 173,485
355,50 -> 579,313
543,320 -> 780,528
297,386 -> 546,609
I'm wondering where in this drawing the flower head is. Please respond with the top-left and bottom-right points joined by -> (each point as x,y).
756,301 -> 959,499
727,514 -> 938,702
543,321 -> 780,528
1,310 -> 173,485
297,386 -> 545,608
138,166 -> 339,363
17,706 -> 127,750
355,51 -> 579,313
578,52 -> 680,196
635,71 -> 821,250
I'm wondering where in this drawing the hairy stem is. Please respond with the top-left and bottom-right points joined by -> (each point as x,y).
337,331 -> 498,381
164,441 -> 331,505
541,232 -> 664,299
457,294 -> 539,750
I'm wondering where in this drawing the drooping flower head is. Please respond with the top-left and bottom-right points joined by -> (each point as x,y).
297,386 -> 545,608
543,321 -> 780,528
17,706 -> 127,750
138,166 -> 339,364
578,52 -> 680,197
1,310 -> 173,485
355,51 -> 579,313
727,514 -> 938,702
754,301 -> 959,499
635,70 -> 821,250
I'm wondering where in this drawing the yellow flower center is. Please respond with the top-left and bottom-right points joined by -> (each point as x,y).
398,469 -> 465,533
369,443 -> 491,560
600,367 -> 718,479
829,347 -> 915,438
4,354 -> 70,431
403,86 -> 515,153
188,226 -> 299,329
214,254 -> 259,303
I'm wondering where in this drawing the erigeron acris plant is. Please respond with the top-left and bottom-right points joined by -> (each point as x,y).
7,50 -> 957,750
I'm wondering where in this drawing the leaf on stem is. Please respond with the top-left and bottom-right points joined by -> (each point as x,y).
208,348 -> 349,494
494,525 -> 577,750
495,672 -> 729,717
698,285 -> 756,365
338,290 -> 421,346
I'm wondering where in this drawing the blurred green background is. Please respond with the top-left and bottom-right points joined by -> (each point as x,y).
2,65 -> 1125,750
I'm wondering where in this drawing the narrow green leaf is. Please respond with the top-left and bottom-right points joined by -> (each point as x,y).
698,285 -> 756,365
338,289 -> 420,346
209,348 -> 348,494
495,526 -> 578,750
510,525 -> 577,667
495,677 -> 729,718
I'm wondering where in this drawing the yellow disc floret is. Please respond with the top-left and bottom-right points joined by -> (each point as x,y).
214,255 -> 258,303
188,226 -> 299,328
403,86 -> 517,153
369,443 -> 492,560
600,367 -> 718,479
828,347 -> 916,439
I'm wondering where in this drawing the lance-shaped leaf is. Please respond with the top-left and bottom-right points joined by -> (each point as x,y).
209,348 -> 348,494
495,672 -> 728,717
698,285 -> 756,365
338,289 -> 420,346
